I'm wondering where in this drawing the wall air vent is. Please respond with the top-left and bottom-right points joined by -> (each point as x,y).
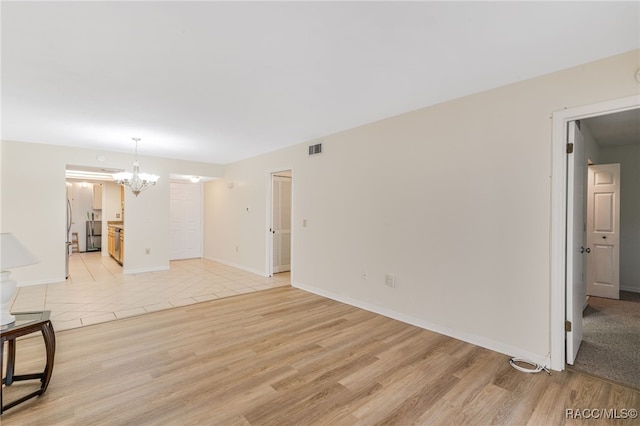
308,143 -> 322,156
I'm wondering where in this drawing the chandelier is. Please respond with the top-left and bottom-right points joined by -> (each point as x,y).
113,138 -> 159,196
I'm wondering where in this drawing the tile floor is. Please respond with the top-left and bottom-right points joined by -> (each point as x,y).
9,252 -> 291,332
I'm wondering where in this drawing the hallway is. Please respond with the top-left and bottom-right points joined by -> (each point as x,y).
9,252 -> 291,331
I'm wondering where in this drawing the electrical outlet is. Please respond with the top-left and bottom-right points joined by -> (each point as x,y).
145,248 -> 150,255
361,271 -> 367,280
235,245 -> 239,252
385,274 -> 396,288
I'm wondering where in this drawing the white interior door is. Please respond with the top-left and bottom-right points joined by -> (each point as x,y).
566,121 -> 587,365
586,164 -> 620,299
271,174 -> 291,273
170,182 -> 203,260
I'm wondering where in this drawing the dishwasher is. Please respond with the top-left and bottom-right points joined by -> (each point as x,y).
114,228 -> 121,260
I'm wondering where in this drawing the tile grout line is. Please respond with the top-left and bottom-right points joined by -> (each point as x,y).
14,253 -> 291,332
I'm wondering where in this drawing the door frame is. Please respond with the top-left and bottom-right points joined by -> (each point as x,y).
550,94 -> 639,371
565,121 -> 586,365
265,167 -> 294,277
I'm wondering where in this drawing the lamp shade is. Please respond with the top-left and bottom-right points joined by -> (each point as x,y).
1,233 -> 39,270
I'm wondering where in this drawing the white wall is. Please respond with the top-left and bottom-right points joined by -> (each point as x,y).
599,144 -> 640,293
104,181 -> 123,223
1,141 -> 225,283
204,49 -> 640,365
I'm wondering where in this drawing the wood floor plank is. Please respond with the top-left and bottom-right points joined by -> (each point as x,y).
489,368 -> 553,425
2,287 -> 638,425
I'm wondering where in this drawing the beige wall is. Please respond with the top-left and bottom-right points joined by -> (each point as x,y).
581,124 -> 601,165
204,147 -> 296,274
204,50 -> 640,365
3,49 -> 638,366
1,141 -> 224,283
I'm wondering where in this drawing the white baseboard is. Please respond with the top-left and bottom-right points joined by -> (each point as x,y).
203,256 -> 267,277
293,281 -> 550,369
620,286 -> 640,293
123,265 -> 170,275
17,277 -> 66,287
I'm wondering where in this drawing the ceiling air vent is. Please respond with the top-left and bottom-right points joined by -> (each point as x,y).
308,142 -> 322,156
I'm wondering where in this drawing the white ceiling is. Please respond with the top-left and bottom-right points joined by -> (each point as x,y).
2,1 -> 639,164
582,108 -> 640,148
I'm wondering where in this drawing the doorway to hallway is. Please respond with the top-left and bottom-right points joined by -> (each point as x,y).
550,95 -> 640,372
269,170 -> 292,277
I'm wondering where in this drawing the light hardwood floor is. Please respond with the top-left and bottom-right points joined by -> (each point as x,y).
2,287 -> 638,425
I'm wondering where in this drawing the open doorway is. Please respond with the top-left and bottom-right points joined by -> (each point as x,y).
65,165 -> 124,279
550,95 -> 639,372
553,101 -> 640,389
568,111 -> 640,389
581,110 -> 640,298
269,170 -> 292,278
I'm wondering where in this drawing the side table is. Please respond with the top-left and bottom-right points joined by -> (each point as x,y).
1,311 -> 56,414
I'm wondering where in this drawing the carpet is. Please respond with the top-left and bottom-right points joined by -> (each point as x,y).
571,291 -> 640,390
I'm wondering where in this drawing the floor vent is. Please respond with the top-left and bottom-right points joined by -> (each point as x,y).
308,143 -> 322,156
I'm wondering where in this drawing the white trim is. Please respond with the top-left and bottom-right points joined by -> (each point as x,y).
550,95 -> 640,371
204,256 -> 268,277
199,182 -> 204,259
620,286 -> 640,293
288,169 -> 295,285
265,171 -> 273,277
294,281 -> 550,368
17,277 -> 66,287
265,167 -> 294,278
123,265 -> 170,275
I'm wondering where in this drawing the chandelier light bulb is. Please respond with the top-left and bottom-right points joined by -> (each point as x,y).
113,138 -> 159,196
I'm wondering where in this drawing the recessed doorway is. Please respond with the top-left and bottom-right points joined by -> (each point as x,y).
550,95 -> 640,372
269,170 -> 292,277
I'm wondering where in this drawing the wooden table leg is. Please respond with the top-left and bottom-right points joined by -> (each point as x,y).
1,340 -> 3,414
1,338 -> 17,414
1,312 -> 56,413
1,321 -> 56,413
5,338 -> 17,386
40,321 -> 56,393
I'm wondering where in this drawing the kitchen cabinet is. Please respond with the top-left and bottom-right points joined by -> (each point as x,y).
93,184 -> 102,210
107,225 -> 123,265
108,227 -> 115,258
